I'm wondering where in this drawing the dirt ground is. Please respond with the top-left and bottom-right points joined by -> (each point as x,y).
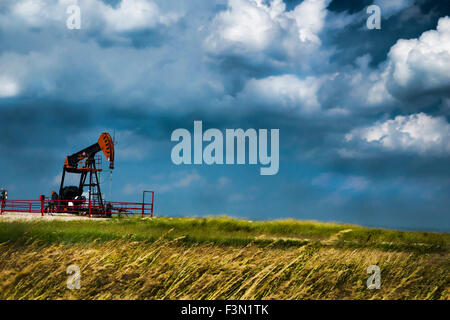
0,211 -> 106,221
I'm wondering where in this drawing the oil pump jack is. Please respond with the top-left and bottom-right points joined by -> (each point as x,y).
55,132 -> 114,216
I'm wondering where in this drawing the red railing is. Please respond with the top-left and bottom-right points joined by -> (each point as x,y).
0,191 -> 154,218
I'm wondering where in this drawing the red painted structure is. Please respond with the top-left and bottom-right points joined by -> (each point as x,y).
0,191 -> 154,218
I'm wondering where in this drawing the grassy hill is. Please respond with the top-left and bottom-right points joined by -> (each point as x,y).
0,216 -> 448,299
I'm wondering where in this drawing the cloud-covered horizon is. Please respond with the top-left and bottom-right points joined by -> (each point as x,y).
1,0 -> 449,231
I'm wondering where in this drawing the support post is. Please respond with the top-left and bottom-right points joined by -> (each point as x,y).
142,191 -> 145,218
0,199 -> 4,215
142,191 -> 154,218
151,192 -> 154,218
88,198 -> 92,218
40,195 -> 45,216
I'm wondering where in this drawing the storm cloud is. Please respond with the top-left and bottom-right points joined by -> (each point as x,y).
0,0 -> 449,231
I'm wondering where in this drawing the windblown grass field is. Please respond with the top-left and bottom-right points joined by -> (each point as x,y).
0,216 -> 448,299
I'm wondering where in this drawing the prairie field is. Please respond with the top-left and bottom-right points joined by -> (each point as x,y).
0,216 -> 448,300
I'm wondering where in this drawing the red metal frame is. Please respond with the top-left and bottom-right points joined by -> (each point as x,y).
0,199 -> 5,215
142,191 -> 154,218
0,191 -> 154,218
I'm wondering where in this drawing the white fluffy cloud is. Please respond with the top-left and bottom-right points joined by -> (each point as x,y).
0,76 -> 20,98
102,0 -> 180,32
385,16 -> 450,97
206,0 -> 281,53
239,74 -> 322,113
289,0 -> 329,44
205,0 -> 330,55
342,54 -> 395,107
346,113 -> 450,154
11,0 -> 58,27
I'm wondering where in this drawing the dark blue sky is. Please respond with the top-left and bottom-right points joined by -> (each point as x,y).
1,0 -> 449,231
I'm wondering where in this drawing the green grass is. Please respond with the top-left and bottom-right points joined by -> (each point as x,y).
0,216 -> 448,300
0,216 -> 448,252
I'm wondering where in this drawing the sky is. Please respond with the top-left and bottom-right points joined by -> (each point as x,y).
0,0 -> 449,231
